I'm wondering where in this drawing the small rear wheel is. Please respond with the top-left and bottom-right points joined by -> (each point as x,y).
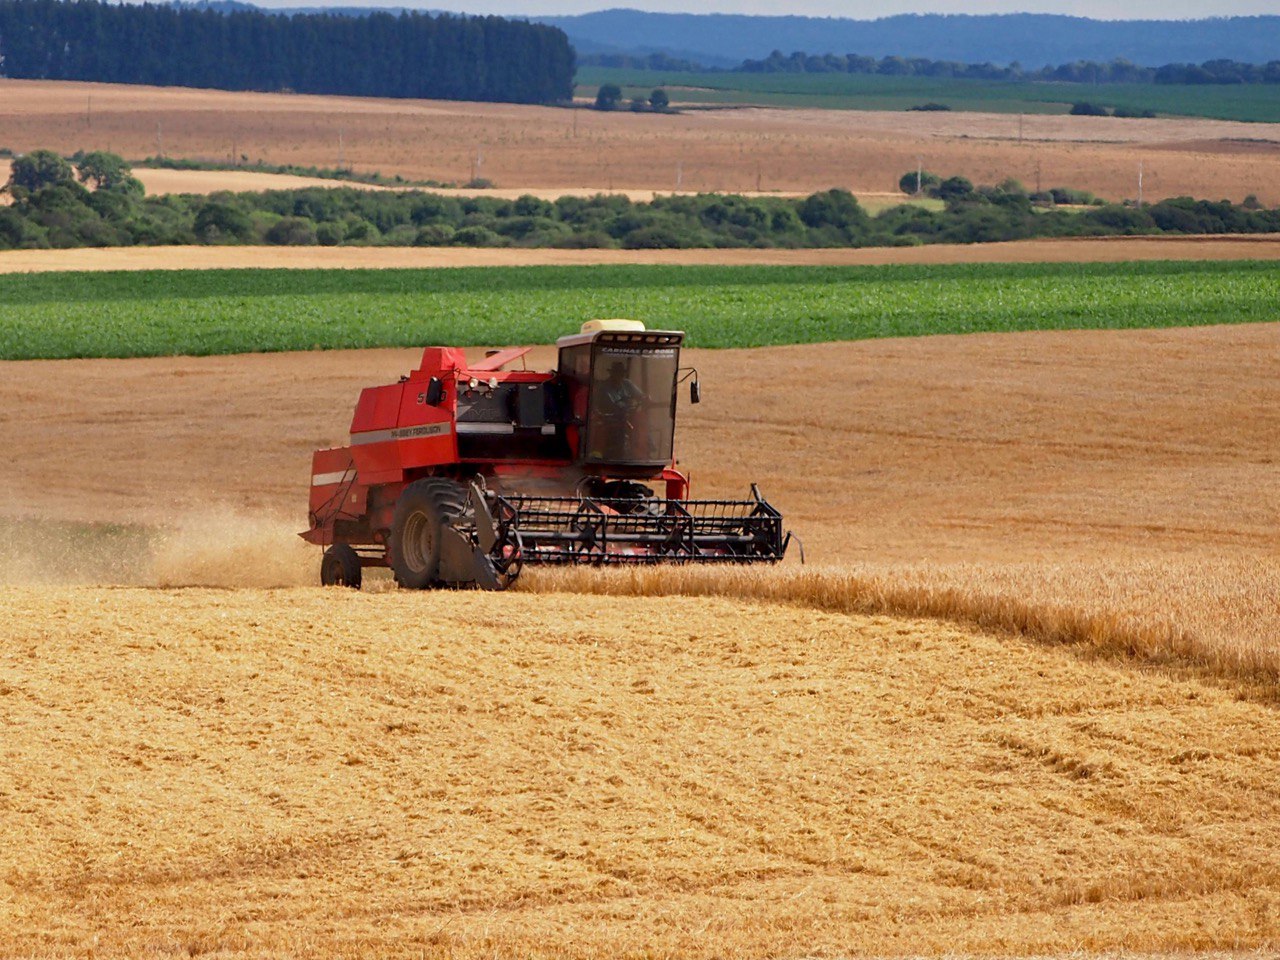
321,543 -> 362,589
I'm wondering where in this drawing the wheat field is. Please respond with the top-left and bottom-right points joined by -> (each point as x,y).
3,320 -> 1280,955
4,78 -> 1280,202
3,585 -> 1280,958
3,236 -> 1280,274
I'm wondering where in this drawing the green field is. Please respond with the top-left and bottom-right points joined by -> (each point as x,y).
2,261 -> 1277,361
577,67 -> 1280,123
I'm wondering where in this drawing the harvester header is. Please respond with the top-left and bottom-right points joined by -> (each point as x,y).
303,320 -> 792,590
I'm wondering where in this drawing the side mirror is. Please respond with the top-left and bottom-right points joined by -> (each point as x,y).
690,379 -> 702,404
425,377 -> 445,406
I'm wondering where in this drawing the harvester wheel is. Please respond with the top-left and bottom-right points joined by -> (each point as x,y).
321,544 -> 362,589
389,478 -> 467,589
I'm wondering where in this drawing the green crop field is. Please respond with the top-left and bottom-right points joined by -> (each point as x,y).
1,261 -> 1276,361
576,67 -> 1280,123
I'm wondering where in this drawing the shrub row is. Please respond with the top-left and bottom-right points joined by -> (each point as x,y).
3,151 -> 1278,251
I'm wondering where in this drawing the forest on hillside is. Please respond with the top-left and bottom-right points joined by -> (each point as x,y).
0,0 -> 574,104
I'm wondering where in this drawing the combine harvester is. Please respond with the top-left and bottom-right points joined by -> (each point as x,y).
303,320 -> 792,590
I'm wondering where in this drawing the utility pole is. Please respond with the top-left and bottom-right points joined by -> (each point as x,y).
86,95 -> 91,128
338,129 -> 344,170
916,155 -> 923,195
756,159 -> 762,193
156,122 -> 163,158
1137,159 -> 1144,207
676,159 -> 682,190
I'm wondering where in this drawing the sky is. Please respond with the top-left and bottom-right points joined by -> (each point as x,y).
256,1 -> 1280,17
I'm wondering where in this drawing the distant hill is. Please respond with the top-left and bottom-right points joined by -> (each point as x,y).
529,9 -> 1280,68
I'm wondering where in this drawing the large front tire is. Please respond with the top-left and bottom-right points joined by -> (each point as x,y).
389,478 -> 467,589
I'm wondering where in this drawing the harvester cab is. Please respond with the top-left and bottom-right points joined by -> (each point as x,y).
302,319 -> 792,590
555,319 -> 689,474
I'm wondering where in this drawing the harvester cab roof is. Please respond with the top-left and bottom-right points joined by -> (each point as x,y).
303,319 -> 793,591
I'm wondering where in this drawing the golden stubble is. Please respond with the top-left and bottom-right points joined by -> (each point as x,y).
3,323 -> 1280,956
2,78 -> 1279,203
4,235 -> 1280,274
2,585 -> 1280,958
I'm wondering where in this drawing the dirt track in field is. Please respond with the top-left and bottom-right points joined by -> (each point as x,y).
2,234 -> 1280,273
4,78 -> 1280,203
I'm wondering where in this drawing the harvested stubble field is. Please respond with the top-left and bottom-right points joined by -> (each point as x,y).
4,78 -> 1280,204
4,586 -> 1280,958
4,235 -> 1280,274
3,305 -> 1280,955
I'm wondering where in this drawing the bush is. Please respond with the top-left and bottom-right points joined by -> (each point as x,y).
263,216 -> 317,245
1070,102 -> 1110,116
343,218 -> 379,243
594,84 -> 622,111
908,102 -> 951,111
194,202 -> 255,243
551,229 -> 615,248
622,224 -> 700,248
797,189 -> 867,233
7,150 -> 75,194
649,88 -> 670,111
76,152 -> 140,193
936,176 -> 976,201
413,224 -> 455,246
316,221 -> 345,246
1084,204 -> 1156,232
1050,187 -> 1101,206
0,207 -> 37,248
899,169 -> 942,195
1112,106 -> 1157,119
451,225 -> 505,246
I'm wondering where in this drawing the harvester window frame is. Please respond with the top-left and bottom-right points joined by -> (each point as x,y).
583,333 -> 682,468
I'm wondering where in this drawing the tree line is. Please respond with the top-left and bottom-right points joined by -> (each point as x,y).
739,51 -> 1280,84
595,47 -> 1280,86
3,150 -> 1278,253
0,0 -> 574,103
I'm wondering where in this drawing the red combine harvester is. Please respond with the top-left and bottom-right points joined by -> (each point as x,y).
302,319 -> 792,590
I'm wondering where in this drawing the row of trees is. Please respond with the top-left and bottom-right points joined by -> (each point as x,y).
579,52 -> 701,72
720,50 -> 1280,85
3,151 -> 1277,252
593,84 -> 670,111
0,0 -> 574,103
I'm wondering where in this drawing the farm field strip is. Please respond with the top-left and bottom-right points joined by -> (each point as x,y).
578,65 -> 1280,123
1,260 -> 1277,360
2,235 -> 1280,275
4,284 -> 1279,957
4,79 -> 1280,204
3,321 -> 1277,687
0,157 -> 837,201
3,585 -> 1280,958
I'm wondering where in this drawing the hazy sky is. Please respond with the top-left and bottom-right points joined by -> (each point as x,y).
258,1 -> 1280,17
